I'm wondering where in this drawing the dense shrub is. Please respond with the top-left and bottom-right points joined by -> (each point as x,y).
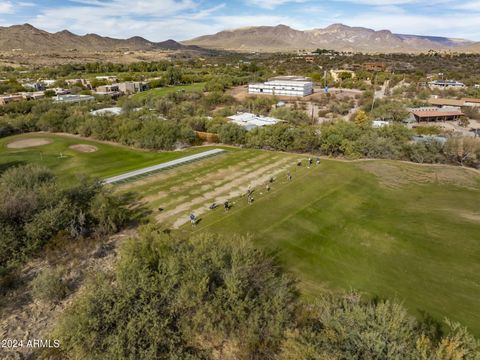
31,267 -> 69,303
0,165 -> 130,284
280,293 -> 480,360
56,228 -> 298,359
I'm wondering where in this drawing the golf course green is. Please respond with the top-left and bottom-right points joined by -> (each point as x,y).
194,159 -> 480,335
0,133 -> 215,182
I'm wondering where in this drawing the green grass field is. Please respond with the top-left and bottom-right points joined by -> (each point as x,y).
132,83 -> 206,101
2,133 -> 480,335
0,133 -> 215,183
193,160 -> 480,335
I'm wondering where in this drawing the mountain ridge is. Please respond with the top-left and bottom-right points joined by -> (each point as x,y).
0,23 -> 477,54
183,24 -> 477,53
0,23 -> 203,53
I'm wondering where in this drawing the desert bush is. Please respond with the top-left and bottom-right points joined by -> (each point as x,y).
56,228 -> 298,360
31,267 -> 68,303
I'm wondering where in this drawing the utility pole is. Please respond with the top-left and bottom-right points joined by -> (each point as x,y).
370,74 -> 377,112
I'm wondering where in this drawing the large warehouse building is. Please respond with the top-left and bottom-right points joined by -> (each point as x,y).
248,76 -> 313,97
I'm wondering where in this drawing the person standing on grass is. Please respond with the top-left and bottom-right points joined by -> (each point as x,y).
224,200 -> 230,212
316,157 -> 321,165
190,213 -> 197,226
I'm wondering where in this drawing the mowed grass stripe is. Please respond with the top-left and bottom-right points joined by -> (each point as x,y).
119,149 -> 260,197
158,156 -> 300,227
157,153 -> 290,204
126,150 -> 293,209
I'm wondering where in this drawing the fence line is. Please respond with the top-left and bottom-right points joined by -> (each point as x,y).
103,148 -> 226,184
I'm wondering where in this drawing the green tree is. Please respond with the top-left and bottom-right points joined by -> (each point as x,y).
353,110 -> 371,127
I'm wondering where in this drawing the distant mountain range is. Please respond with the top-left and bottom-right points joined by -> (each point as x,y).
184,24 -> 478,53
0,23 -> 478,54
0,24 -> 204,53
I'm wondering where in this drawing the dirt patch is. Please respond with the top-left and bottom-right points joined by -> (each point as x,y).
6,138 -> 52,149
456,211 -> 480,223
69,144 -> 98,153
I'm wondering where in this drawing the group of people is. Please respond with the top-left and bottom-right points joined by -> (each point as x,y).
189,157 -> 322,227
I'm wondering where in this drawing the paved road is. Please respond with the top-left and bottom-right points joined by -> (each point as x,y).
103,148 -> 226,184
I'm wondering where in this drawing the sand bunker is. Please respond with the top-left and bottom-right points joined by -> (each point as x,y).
69,144 -> 98,153
7,138 -> 52,149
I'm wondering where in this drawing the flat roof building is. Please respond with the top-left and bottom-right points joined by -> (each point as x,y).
117,82 -> 149,94
227,112 -> 282,131
95,84 -> 122,98
428,80 -> 465,89
248,76 -> 313,98
54,94 -> 95,103
90,107 -> 123,116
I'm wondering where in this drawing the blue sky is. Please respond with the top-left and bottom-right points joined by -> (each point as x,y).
1,0 -> 480,41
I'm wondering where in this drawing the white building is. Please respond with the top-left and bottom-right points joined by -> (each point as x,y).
227,112 -> 282,131
54,94 -> 94,103
428,80 -> 465,89
372,120 -> 390,128
90,107 -> 123,116
248,76 -> 313,97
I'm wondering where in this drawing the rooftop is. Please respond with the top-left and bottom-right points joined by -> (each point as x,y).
268,76 -> 312,82
90,107 -> 123,116
410,108 -> 464,118
228,112 -> 282,130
